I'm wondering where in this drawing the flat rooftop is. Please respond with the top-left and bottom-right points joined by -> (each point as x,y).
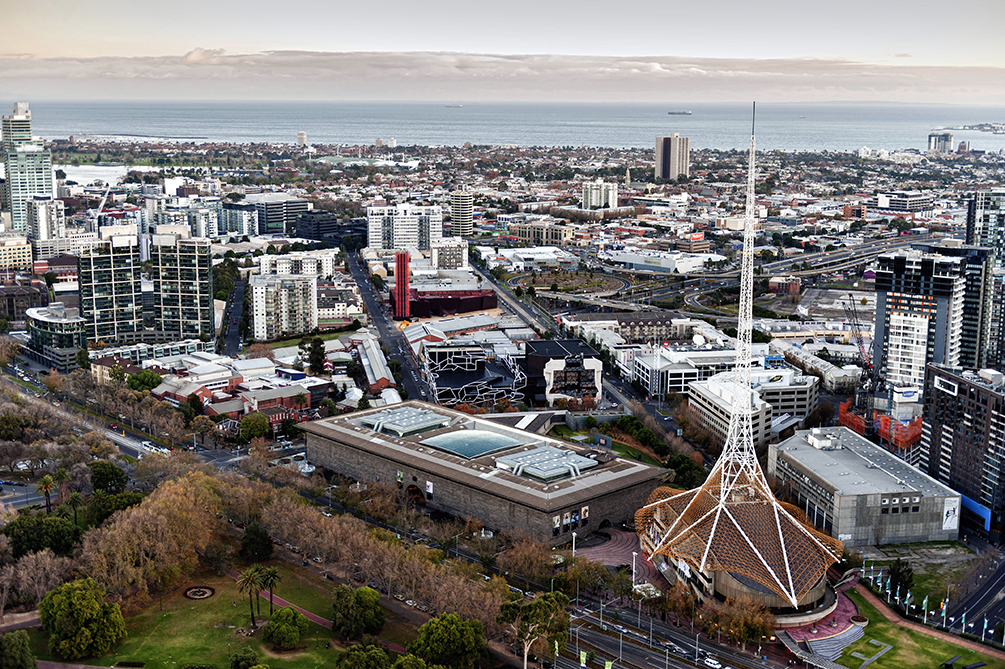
773,427 -> 958,499
302,401 -> 661,511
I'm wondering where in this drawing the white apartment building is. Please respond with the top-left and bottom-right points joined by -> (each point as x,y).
26,196 -> 65,241
249,274 -> 318,341
582,179 -> 619,209
258,249 -> 344,277
873,251 -> 965,389
32,229 -> 101,261
689,372 -> 773,449
633,344 -> 767,398
655,133 -> 690,181
449,189 -> 474,237
430,237 -> 469,269
367,204 -> 443,251
2,103 -> 54,233
187,207 -> 219,239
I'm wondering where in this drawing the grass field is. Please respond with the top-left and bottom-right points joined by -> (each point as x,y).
26,564 -> 421,669
835,588 -> 1005,669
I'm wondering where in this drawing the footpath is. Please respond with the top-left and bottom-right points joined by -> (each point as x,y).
854,584 -> 1005,662
225,568 -> 406,653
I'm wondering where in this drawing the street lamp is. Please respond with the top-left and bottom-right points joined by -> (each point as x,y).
572,531 -> 577,558
632,551 -> 638,587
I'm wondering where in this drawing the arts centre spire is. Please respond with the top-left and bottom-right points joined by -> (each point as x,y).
635,105 -> 843,607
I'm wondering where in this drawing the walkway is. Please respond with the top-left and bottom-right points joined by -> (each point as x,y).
226,569 -> 406,653
855,584 -> 1005,662
0,610 -> 40,633
576,528 -> 661,586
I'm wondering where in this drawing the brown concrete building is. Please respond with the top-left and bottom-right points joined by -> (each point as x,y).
302,402 -> 662,544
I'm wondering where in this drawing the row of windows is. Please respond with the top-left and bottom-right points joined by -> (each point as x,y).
881,506 -> 920,514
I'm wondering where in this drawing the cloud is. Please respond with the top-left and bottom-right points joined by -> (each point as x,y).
2,50 -> 1004,103
893,53 -> 914,58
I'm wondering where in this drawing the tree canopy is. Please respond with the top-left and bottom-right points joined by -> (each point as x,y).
409,613 -> 484,669
2,514 -> 81,559
240,412 -> 270,441
89,461 -> 128,493
497,592 -> 569,669
338,638 -> 390,669
332,584 -> 384,639
263,606 -> 309,649
0,629 -> 36,669
126,369 -> 163,392
239,522 -> 274,562
39,578 -> 126,660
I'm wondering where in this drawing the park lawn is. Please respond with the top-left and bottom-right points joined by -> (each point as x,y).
266,331 -> 352,349
611,441 -> 663,467
267,561 -> 337,620
27,572 -> 343,669
836,588 -> 1005,669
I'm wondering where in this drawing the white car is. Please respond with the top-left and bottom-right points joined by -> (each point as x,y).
703,658 -> 722,669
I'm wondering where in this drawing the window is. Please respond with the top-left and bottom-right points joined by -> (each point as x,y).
882,508 -> 889,514
892,507 -> 899,514
882,499 -> 889,505
903,506 -> 910,514
912,506 -> 920,513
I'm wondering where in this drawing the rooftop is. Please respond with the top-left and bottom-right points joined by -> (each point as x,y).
773,427 -> 959,498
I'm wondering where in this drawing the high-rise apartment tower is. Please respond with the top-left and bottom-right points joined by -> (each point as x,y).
1,103 -> 54,233
655,133 -> 690,181
450,189 -> 474,237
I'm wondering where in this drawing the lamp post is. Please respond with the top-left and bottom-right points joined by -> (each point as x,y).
632,551 -> 638,587
695,632 -> 700,662
572,531 -> 577,558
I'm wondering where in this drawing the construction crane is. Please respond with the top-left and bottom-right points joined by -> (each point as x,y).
88,182 -> 112,225
842,293 -> 882,436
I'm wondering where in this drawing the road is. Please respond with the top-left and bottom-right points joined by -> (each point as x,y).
222,279 -> 246,357
346,254 -> 426,401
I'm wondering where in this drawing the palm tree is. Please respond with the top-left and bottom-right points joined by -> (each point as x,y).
37,475 -> 56,514
294,392 -> 308,415
236,566 -> 263,628
86,489 -> 107,525
53,467 -> 70,506
259,566 -> 282,616
67,492 -> 84,526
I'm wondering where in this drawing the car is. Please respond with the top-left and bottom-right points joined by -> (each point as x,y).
108,424 -> 117,430
703,658 -> 722,669
613,624 -> 628,634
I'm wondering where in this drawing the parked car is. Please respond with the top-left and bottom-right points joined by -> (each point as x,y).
703,658 -> 722,669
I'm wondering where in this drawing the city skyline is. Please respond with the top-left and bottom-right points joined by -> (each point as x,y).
4,0 -> 1005,103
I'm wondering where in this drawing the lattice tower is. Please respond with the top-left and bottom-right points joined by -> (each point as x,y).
635,105 -> 842,606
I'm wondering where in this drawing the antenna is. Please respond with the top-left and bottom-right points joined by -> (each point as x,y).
751,101 -> 756,136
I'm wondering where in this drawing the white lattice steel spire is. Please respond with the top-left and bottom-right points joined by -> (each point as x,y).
634,105 -> 843,607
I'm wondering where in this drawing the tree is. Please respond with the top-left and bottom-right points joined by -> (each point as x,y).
39,577 -> 126,660
108,363 -> 126,385
293,391 -> 309,414
237,566 -> 263,628
332,583 -> 363,640
187,393 -> 205,417
260,566 -> 282,616
0,629 -> 36,669
230,648 -> 260,669
355,586 -> 385,634
889,557 -> 914,596
191,415 -> 216,446
89,461 -> 127,493
87,491 -> 144,526
497,592 -> 570,669
2,515 -> 81,559
391,656 -> 433,669
67,492 -> 83,526
338,638 -> 391,669
240,522 -> 274,563
309,338 -> 327,375
240,413 -> 270,441
409,613 -> 485,669
75,349 -> 91,370
126,369 -> 163,392
246,344 -> 276,361
263,606 -> 308,649
38,475 -> 56,514
357,396 -> 371,411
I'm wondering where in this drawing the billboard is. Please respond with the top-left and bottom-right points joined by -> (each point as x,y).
690,232 -> 705,242
943,498 -> 960,531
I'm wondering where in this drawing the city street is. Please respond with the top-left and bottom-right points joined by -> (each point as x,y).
222,278 -> 246,357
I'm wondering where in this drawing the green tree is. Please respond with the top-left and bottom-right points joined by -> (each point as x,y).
240,522 -> 274,563
187,392 -> 205,416
338,638 -> 391,669
260,566 -> 282,616
263,606 -> 308,649
355,586 -> 385,634
308,337 -> 327,375
356,396 -> 371,412
191,414 -> 217,446
0,629 -> 36,669
889,557 -> 915,595
39,578 -> 126,660
497,592 -> 570,669
409,613 -> 485,669
230,648 -> 260,669
237,566 -> 264,628
332,584 -> 363,640
87,491 -> 144,526
240,412 -> 270,440
75,349 -> 91,370
89,461 -> 127,493
108,363 -> 125,385
67,491 -> 84,526
1,514 -> 81,558
390,656 -> 433,669
126,369 -> 163,392
38,474 -> 56,514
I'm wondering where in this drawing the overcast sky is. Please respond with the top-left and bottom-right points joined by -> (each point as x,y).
4,0 -> 1005,102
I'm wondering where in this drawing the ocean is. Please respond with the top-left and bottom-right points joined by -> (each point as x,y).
13,100 -> 1005,153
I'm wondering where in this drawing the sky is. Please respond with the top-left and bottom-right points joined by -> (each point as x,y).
4,0 -> 1005,103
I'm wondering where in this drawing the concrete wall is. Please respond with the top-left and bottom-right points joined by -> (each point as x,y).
834,492 -> 959,547
306,431 -> 658,545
